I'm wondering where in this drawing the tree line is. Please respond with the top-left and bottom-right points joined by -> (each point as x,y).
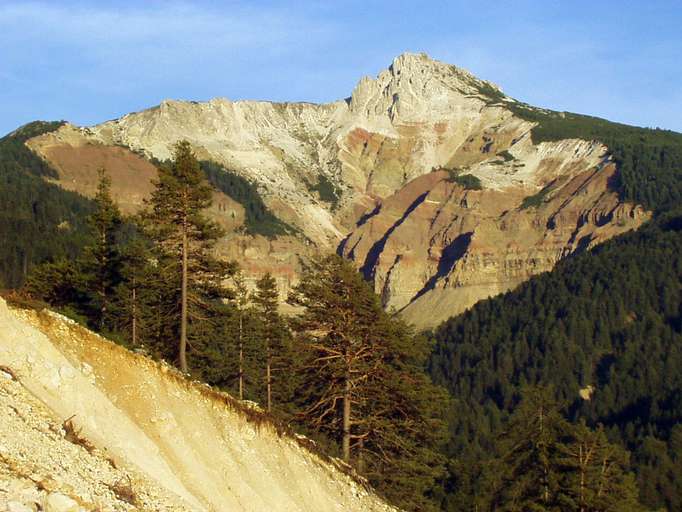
23,141 -> 448,511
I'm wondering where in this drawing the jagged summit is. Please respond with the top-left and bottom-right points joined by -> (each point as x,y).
389,52 -> 501,91
348,52 -> 505,122
99,53 -> 505,131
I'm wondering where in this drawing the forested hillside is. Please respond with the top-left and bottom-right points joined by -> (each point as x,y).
0,123 -> 292,289
429,111 -> 682,510
0,122 -> 95,288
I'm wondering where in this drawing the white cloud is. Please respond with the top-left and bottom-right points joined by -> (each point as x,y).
0,1 -> 321,48
0,1 -> 341,105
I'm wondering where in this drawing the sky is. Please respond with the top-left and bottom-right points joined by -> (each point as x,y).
1,0 -> 681,136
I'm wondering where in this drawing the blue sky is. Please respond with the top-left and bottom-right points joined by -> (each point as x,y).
1,1 -> 680,136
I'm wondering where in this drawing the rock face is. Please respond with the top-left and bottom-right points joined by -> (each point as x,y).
0,298 -> 396,512
341,165 -> 647,328
26,52 -> 649,327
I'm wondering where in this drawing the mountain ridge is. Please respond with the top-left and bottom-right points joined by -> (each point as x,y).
21,52 -> 652,326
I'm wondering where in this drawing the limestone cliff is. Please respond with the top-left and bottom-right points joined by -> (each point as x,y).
0,297 -> 396,511
26,52 -> 649,328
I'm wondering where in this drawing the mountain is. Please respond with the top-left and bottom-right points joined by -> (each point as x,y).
3,51 -> 682,511
20,52 -> 648,326
0,296 -> 395,511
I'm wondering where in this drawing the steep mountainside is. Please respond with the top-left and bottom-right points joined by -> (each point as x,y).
0,297 -> 396,512
25,53 -> 648,325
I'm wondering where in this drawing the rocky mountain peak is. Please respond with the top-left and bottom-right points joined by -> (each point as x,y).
388,51 -> 478,85
348,52 -> 504,123
25,52 -> 648,329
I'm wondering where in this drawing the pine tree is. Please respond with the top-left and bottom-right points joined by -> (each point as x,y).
289,254 -> 448,511
230,271 -> 250,400
253,272 -> 283,412
24,258 -> 86,312
114,233 -> 150,346
81,167 -> 122,330
558,421 -> 641,512
142,141 -> 226,372
493,386 -> 570,511
289,255 -> 382,462
492,387 -> 643,512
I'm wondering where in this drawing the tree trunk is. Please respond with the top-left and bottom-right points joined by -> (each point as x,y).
238,311 -> 244,400
579,444 -> 586,512
266,341 -> 272,412
131,283 -> 137,346
342,368 -> 351,462
358,437 -> 365,474
539,404 -> 549,504
179,220 -> 189,373
99,227 -> 107,331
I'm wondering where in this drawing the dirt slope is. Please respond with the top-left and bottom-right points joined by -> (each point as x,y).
0,298 -> 396,512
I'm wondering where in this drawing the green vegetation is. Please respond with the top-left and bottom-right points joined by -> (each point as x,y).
253,273 -> 290,412
428,213 -> 682,511
432,86 -> 682,511
0,121 -> 63,178
496,149 -> 515,163
520,183 -> 553,209
471,82 -> 682,212
145,142 -> 232,372
511,103 -> 682,213
80,168 -> 123,330
477,387 -> 641,512
5,90 -> 682,512
199,160 -> 292,237
470,81 -> 506,106
523,110 -> 682,212
307,174 -> 341,207
0,121 -> 95,288
443,169 -> 483,190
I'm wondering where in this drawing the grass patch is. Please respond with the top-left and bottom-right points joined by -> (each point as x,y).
442,168 -> 483,190
497,149 -> 515,162
469,83 -> 682,214
307,174 -> 341,207
504,105 -> 682,213
470,81 -> 507,106
520,184 -> 552,209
